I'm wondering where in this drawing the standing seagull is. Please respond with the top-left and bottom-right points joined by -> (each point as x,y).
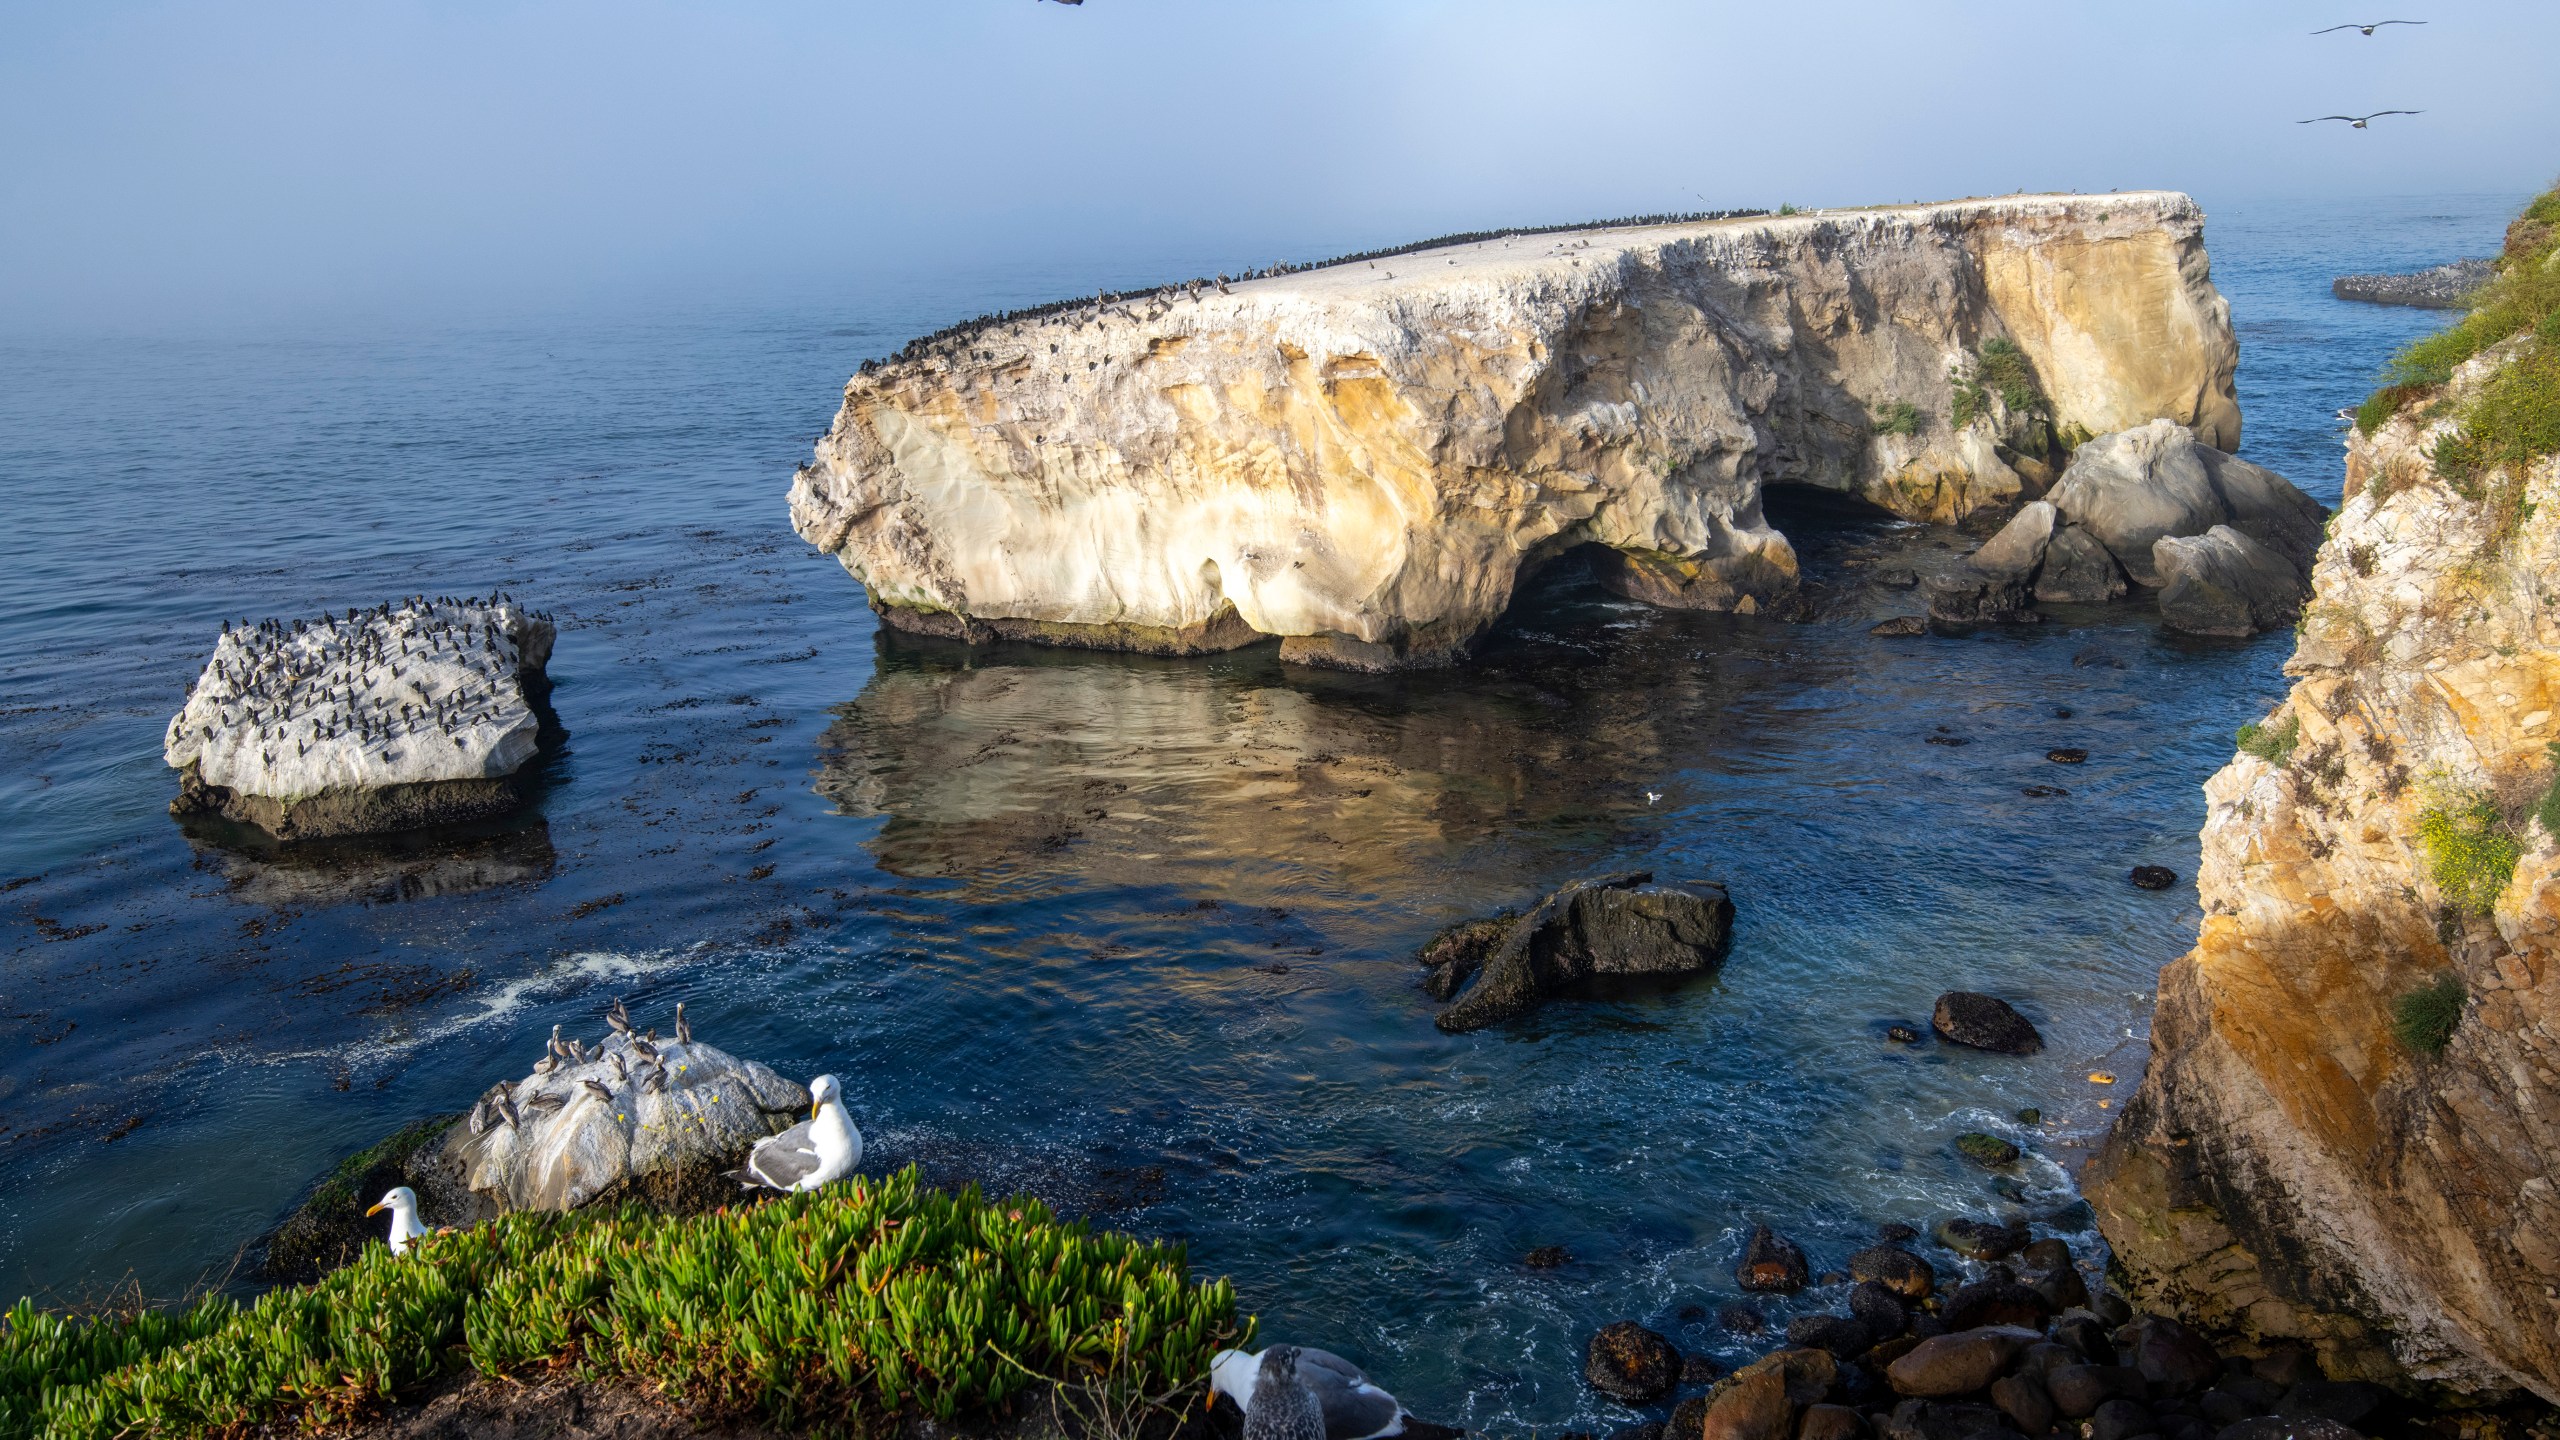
365,1186 -> 429,1257
730,1074 -> 862,1192
2311,20 -> 2425,34
1214,1346 -> 1410,1440
2298,111 -> 2423,128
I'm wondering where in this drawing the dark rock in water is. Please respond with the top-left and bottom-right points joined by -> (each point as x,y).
2332,258 -> 2493,309
2216,1421 -> 2366,1440
1736,1224 -> 1811,1293
1684,1352 -> 1727,1384
1525,1244 -> 1573,1269
2273,1382 -> 2385,1428
1666,1395 -> 1709,1440
2129,865 -> 2178,891
2022,1239 -> 2073,1273
1870,616 -> 1929,637
2090,1397 -> 2158,1440
1886,1023 -> 1922,1044
1849,1243 -> 1936,1299
2073,647 -> 2129,669
2153,526 -> 2309,636
1954,1132 -> 2022,1168
1934,1217 -> 2029,1261
2046,748 -> 2088,764
1701,1362 -> 1795,1440
1587,1320 -> 1682,1403
2128,1316 -> 2222,1395
2015,1107 -> 2044,1125
1924,566 -> 2036,625
1878,1222 -> 1919,1243
1719,1302 -> 1769,1335
2048,1365 -> 2148,1418
1942,1279 -> 2055,1332
1433,872 -> 1733,1033
1991,1373 -> 2055,1436
1875,567 -> 1920,589
1849,1280 -> 1909,1339
1886,1326 -> 2041,1397
1800,1404 -> 1870,1440
1925,733 -> 1969,747
1418,913 -> 1515,1001
1932,992 -> 2043,1054
2020,784 -> 2069,798
1680,1304 -> 1710,1323
1789,1313 -> 1873,1358
2053,707 -> 2073,719
2034,524 -> 2130,603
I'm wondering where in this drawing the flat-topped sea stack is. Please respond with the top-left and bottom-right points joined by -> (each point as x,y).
792,191 -> 2240,669
165,596 -> 556,841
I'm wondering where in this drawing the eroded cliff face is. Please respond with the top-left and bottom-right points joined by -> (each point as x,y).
2088,346 -> 2560,1402
791,193 -> 2238,669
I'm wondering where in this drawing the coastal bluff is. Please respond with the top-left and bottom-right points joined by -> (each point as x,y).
791,192 -> 2239,670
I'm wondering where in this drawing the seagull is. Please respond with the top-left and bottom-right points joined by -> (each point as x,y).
2311,19 -> 2424,34
365,1186 -> 429,1257
1214,1346 -> 1410,1440
1236,1348 -> 1330,1440
2298,111 -> 2423,128
730,1074 -> 862,1192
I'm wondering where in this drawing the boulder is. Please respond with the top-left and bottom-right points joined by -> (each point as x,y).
2020,1239 -> 2074,1273
1942,1280 -> 2055,1333
2033,525 -> 2128,602
1934,1218 -> 2030,1261
1588,1321 -> 1683,1403
1850,1243 -> 1937,1299
2030,1266 -> 2090,1314
1789,1315 -> 1873,1358
1737,1225 -> 1813,1294
2152,527 -> 2308,637
1972,502 -> 2058,577
1955,1133 -> 2022,1169
1433,872 -> 1733,1032
1887,1327 -> 2043,1398
1800,1405 -> 1869,1440
2047,1366 -> 2148,1418
1989,1374 -> 2054,1436
164,596 -> 556,841
1728,1349 -> 1841,1408
1879,1399 -> 2020,1440
2271,1383 -> 2384,1428
2127,865 -> 2176,890
2127,1317 -> 2221,1395
1924,567 -> 2035,625
2045,421 -> 2321,589
2090,1398 -> 2157,1440
1931,993 -> 2044,1054
1849,1280 -> 1909,1339
1703,1364 -> 1797,1440
1871,616 -> 1930,638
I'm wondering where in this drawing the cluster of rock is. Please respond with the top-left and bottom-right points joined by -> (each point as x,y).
2089,338 -> 2560,1400
2330,259 -> 2493,310
791,193 -> 2240,670
1923,421 -> 2326,637
165,595 -> 555,840
1418,873 -> 1734,1032
1578,1230 -> 2400,1440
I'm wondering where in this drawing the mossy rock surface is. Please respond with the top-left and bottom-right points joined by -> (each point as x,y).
258,1113 -> 461,1285
1954,1132 -> 2022,1168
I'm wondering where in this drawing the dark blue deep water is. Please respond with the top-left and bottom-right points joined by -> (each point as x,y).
0,193 -> 2520,1431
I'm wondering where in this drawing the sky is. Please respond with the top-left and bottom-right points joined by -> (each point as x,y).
1,0 -> 2553,333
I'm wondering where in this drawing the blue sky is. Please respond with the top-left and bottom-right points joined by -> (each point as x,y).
2,0 -> 2552,330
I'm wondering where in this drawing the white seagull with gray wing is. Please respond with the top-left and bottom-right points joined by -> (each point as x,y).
1213,1345 -> 1410,1440
731,1073 -> 861,1192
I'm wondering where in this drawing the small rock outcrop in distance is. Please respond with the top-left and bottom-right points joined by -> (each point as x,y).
792,194 -> 2240,670
164,596 -> 556,840
1422,872 -> 1733,1033
1930,992 -> 2044,1054
2088,322 -> 2560,1399
2332,258 -> 2493,310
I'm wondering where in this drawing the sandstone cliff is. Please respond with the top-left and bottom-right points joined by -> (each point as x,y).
2088,331 -> 2560,1399
791,194 -> 2238,669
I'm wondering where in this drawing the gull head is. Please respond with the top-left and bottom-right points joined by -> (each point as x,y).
366,1185 -> 417,1218
809,1073 -> 841,1117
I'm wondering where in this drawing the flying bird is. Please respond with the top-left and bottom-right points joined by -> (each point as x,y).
2298,111 -> 2423,128
2311,20 -> 2424,34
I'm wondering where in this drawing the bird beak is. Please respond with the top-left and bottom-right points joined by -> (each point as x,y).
365,1202 -> 386,1216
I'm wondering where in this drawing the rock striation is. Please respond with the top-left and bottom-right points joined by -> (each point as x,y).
2087,343 -> 2560,1401
164,596 -> 555,840
791,194 -> 2240,669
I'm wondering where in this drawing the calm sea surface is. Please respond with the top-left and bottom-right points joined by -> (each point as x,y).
0,194 -> 2518,1431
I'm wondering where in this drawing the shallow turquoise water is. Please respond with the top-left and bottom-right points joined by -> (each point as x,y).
0,193 -> 2518,1431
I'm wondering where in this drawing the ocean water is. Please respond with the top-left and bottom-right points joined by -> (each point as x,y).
0,193 -> 2518,1431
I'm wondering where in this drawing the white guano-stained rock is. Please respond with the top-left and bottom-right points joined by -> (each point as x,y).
164,596 -> 556,840
791,192 -> 2240,670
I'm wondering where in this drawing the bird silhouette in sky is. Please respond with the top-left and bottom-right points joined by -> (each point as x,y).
2311,20 -> 2425,35
2298,111 -> 2424,128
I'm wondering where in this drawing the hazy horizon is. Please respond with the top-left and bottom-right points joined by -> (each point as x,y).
3,1 -> 2553,337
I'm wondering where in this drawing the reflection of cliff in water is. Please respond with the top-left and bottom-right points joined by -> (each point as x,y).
814,563 -> 1824,901
188,819 -> 557,909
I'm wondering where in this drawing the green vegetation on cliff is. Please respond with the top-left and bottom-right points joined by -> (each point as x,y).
2391,973 -> 2469,1055
2415,779 -> 2523,916
0,1169 -> 1244,1440
2358,183 -> 2560,536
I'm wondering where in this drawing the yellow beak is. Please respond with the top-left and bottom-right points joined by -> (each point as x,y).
365,1202 -> 386,1216
809,1101 -> 817,1119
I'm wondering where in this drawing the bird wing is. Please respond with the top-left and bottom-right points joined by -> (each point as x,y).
2298,116 -> 2361,123
2309,23 -> 2359,33
742,1119 -> 822,1190
2368,109 -> 2422,117
1297,1360 -> 1406,1440
2374,19 -> 2424,26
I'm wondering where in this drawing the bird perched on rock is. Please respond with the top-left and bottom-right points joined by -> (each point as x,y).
730,1074 -> 861,1192
581,1078 -> 614,1103
366,1186 -> 429,1257
1237,1348 -> 1329,1440
674,1002 -> 693,1045
1214,1346 -> 1409,1440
